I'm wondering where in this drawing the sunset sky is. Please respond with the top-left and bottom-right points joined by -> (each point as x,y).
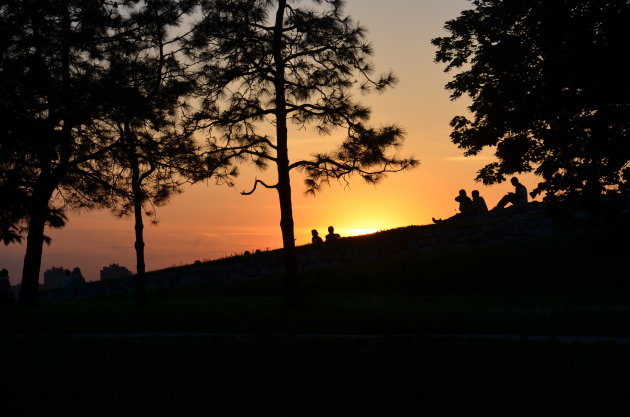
1,0 -> 540,284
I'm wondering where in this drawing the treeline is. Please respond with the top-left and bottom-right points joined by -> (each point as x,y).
2,0 -> 629,306
432,0 -> 630,201
0,0 -> 417,305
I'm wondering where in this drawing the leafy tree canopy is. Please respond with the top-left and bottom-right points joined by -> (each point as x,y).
0,0 -> 128,302
0,0 -> 123,237
432,0 -> 630,201
188,0 -> 417,195
100,0 -> 199,216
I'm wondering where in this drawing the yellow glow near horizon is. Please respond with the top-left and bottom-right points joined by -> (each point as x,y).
340,228 -> 379,237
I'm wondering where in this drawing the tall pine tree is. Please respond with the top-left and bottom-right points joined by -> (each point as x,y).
100,0 -> 200,305
188,0 -> 417,305
0,0 -> 123,303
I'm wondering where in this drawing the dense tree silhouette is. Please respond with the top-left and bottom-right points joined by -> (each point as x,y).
100,0 -> 199,305
432,0 -> 630,202
188,0 -> 417,305
0,174 -> 28,245
0,0 -> 122,304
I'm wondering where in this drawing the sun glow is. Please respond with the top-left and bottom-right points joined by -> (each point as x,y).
339,228 -> 379,237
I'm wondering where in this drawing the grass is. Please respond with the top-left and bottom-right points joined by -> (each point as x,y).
1,228 -> 629,415
2,335 -> 629,416
3,232 -> 628,336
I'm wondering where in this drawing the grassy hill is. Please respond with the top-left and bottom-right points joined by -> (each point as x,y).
4,213 -> 630,335
1,216 -> 629,416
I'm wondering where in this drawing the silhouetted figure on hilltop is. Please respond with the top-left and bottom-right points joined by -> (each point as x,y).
325,226 -> 341,242
0,268 -> 15,306
456,190 -> 476,217
472,190 -> 488,216
311,229 -> 324,245
433,189 -> 475,223
494,177 -> 528,210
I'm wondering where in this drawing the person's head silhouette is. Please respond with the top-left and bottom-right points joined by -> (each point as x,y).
472,190 -> 480,199
511,177 -> 520,186
455,190 -> 469,203
326,226 -> 340,241
311,229 -> 324,244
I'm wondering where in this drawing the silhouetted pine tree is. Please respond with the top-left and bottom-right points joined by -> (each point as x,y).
187,0 -> 418,306
0,0 -> 124,304
99,0 -> 200,306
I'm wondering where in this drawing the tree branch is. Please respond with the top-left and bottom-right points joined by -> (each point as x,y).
241,179 -> 277,195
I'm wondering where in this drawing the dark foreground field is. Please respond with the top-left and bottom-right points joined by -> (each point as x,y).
2,231 -> 629,416
3,335 -> 629,416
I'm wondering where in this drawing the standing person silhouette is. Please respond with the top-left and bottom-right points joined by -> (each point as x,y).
494,177 -> 528,209
325,226 -> 341,242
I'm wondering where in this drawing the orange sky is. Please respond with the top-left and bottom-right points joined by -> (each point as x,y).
0,0 -> 541,284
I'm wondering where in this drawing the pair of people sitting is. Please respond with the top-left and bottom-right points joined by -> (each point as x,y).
311,226 -> 340,244
433,178 -> 527,223
433,189 -> 488,223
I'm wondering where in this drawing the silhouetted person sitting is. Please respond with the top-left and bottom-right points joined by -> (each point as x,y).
311,229 -> 324,244
494,177 -> 528,210
433,189 -> 475,223
472,190 -> 488,215
325,226 -> 341,242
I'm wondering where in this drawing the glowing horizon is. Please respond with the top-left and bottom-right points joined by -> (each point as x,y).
340,228 -> 380,237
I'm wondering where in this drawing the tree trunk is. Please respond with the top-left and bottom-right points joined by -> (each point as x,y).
276,171 -> 300,306
125,122 -> 147,306
19,187 -> 54,305
273,0 -> 300,306
133,182 -> 146,306
19,2 -> 71,305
